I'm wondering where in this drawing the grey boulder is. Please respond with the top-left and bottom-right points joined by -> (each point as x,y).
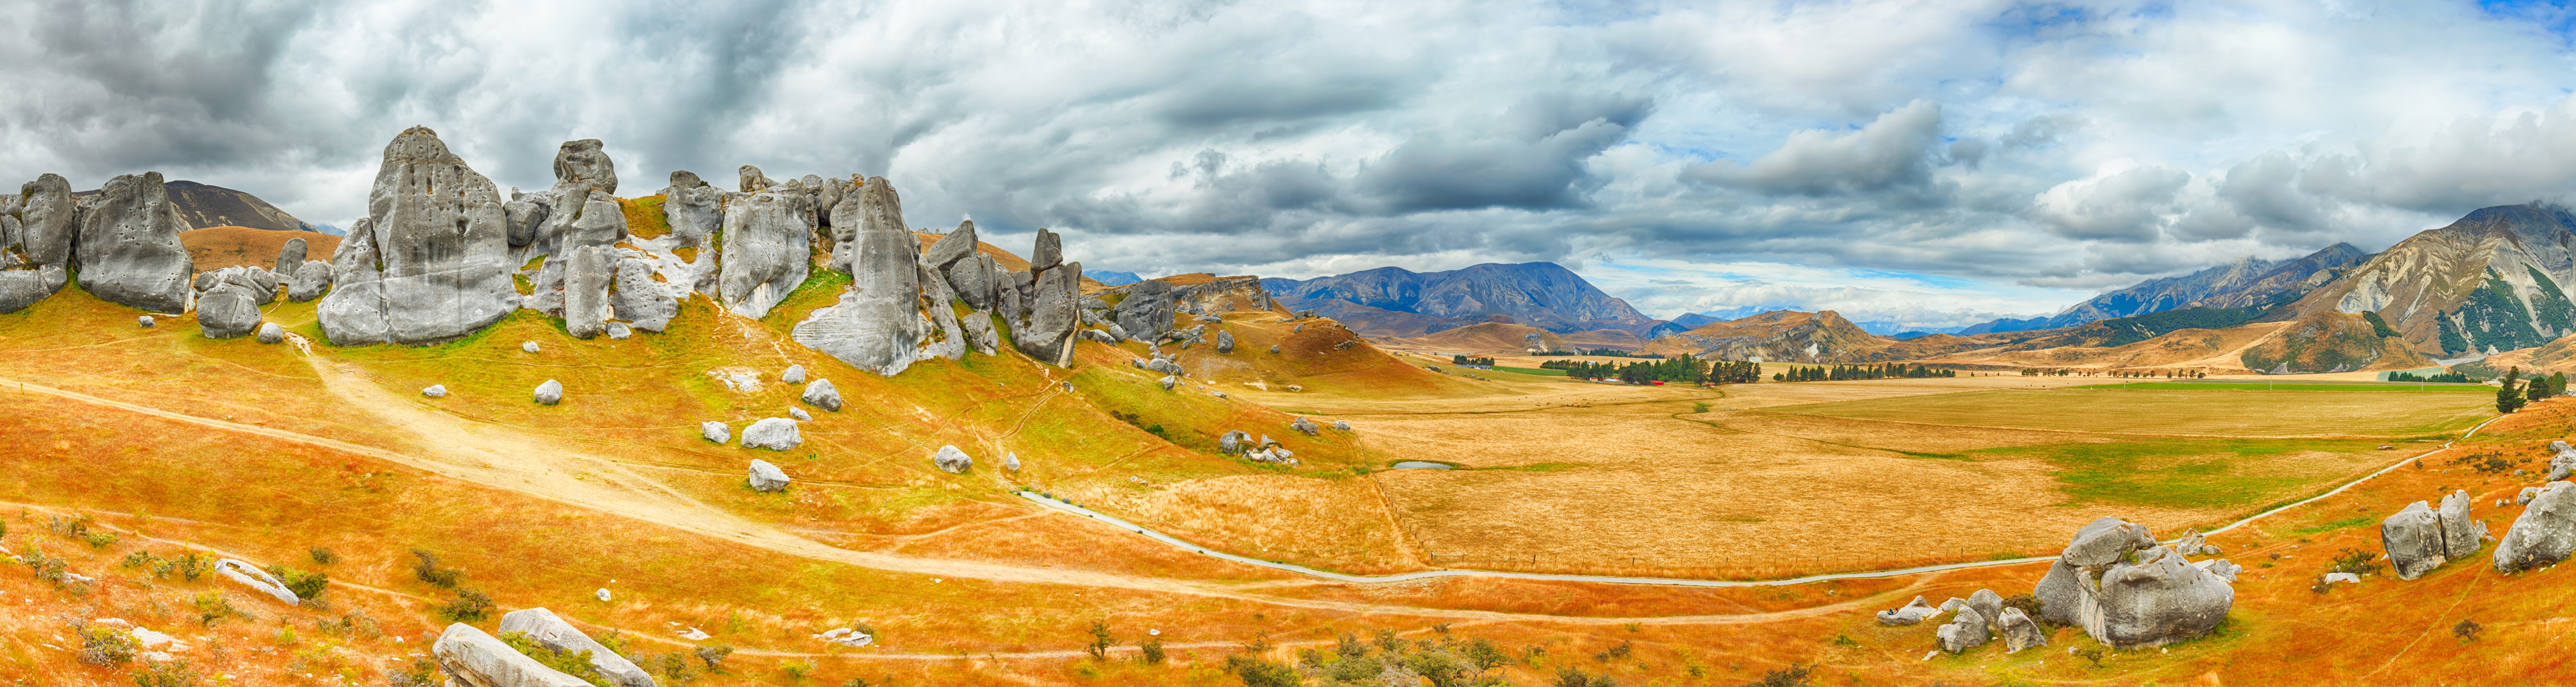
196,283 -> 262,339
534,380 -> 563,405
1218,430 -> 1251,454
1289,417 -> 1320,436
700,421 -> 729,444
2382,500 -> 2449,580
741,418 -> 801,451
2551,441 -> 2576,482
1935,606 -> 1989,653
136,314 -> 153,327
256,322 -> 284,344
605,322 -> 631,339
792,179 -> 924,376
715,183 -> 812,319
789,407 -> 812,421
782,365 -> 806,384
76,172 -> 195,313
1875,596 -> 1939,625
1332,420 -> 1352,431
661,170 -> 722,249
523,341 -> 541,353
611,257 -> 676,332
1143,358 -> 1185,376
1966,588 -> 2004,633
2496,480 -> 2576,573
1159,375 -> 1180,391
748,459 -> 791,492
802,379 -> 843,411
274,237 -> 307,275
1216,330 -> 1235,353
2076,545 -> 2234,649
431,623 -> 592,687
496,608 -> 655,687
1004,453 -> 1020,470
1269,345 -> 1280,354
423,384 -> 447,398
2063,517 -> 2158,566
932,445 -> 973,474
1996,607 -> 2047,653
286,260 -> 333,301
563,246 -> 612,339
2438,490 -> 2487,560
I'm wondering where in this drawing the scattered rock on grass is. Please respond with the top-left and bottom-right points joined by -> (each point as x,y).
2496,480 -> 2576,573
741,418 -> 801,450
748,459 -> 791,492
782,364 -> 806,384
802,378 -> 842,411
605,321 -> 631,339
1005,453 -> 1020,470
533,380 -> 563,405
213,559 -> 300,605
423,384 -> 447,398
523,341 -> 539,353
1159,375 -> 1180,391
1876,596 -> 1939,625
933,445 -> 973,474
432,623 -> 592,687
1935,606 -> 1988,653
1332,420 -> 1352,431
2381,500 -> 2449,580
789,407 -> 812,421
1289,417 -> 1320,436
497,608 -> 657,687
137,315 -> 154,327
700,421 -> 729,444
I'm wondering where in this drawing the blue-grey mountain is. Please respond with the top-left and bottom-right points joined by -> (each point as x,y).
1263,262 -> 1670,338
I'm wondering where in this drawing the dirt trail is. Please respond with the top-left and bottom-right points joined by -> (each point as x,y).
0,366 -> 1918,626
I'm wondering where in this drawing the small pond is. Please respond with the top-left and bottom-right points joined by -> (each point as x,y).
1390,461 -> 1454,470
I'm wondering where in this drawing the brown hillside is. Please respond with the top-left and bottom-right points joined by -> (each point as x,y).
1636,309 -> 1892,362
2239,310 -> 2436,374
1388,321 -> 1646,353
179,225 -> 343,274
76,179 -> 320,232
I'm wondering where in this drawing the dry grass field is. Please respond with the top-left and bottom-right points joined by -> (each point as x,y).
1773,388 -> 2493,437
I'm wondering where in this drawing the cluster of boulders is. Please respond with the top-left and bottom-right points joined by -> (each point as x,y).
434,608 -> 660,687
2031,517 -> 2237,649
0,172 -> 197,315
2379,490 -> 2487,578
1217,430 -> 1297,466
1878,589 -> 2047,654
933,445 -> 975,474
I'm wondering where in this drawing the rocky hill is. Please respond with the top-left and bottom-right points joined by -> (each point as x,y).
2287,204 -> 2576,358
1634,309 -> 1888,362
72,179 -> 326,233
1967,243 -> 2369,334
1262,262 -> 1671,338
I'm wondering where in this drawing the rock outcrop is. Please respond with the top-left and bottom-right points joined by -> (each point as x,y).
196,283 -> 262,339
792,178 -> 926,376
741,417 -> 801,451
749,459 -> 791,492
716,181 -> 812,319
700,421 -> 729,444
1935,606 -> 1989,653
612,257 -> 676,332
496,608 -> 655,687
2496,480 -> 2576,572
76,172 -> 195,312
535,380 -> 563,406
1996,607 -> 2048,653
317,127 -> 519,345
1876,596 -> 1939,625
2383,500 -> 2449,579
564,246 -> 612,339
661,171 -> 722,250
2034,517 -> 2235,648
2551,441 -> 2576,482
932,445 -> 973,474
286,260 -> 333,301
212,559 -> 299,605
432,623 -> 593,687
275,237 -> 307,275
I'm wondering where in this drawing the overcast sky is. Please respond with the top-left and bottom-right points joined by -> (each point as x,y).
8,1 -> 2576,327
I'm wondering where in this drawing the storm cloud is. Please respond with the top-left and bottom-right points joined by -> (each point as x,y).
11,0 -> 2576,325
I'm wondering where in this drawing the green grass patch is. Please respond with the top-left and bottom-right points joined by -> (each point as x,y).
1491,366 -> 1567,377
2294,517 -> 2375,534
1966,437 -> 2387,509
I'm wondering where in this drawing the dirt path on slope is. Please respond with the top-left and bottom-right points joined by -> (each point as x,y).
0,368 -> 1925,626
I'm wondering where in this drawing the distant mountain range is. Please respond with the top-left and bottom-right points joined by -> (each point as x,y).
1964,243 -> 2371,335
1263,263 -> 1678,339
1088,270 -> 1142,286
73,180 -> 328,233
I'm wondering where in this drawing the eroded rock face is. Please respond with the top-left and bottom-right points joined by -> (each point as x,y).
1966,588 -> 2005,633
564,246 -> 612,339
792,182 -> 925,376
749,459 -> 791,492
0,266 -> 66,313
432,623 -> 593,687
76,172 -> 195,312
2033,560 -> 2083,626
275,237 -> 307,274
837,178 -> 906,276
1935,606 -> 1989,653
932,445 -> 973,474
2549,441 -> 2576,482
17,174 -> 80,266
661,170 -> 722,249
496,608 -> 656,687
2063,517 -> 2159,566
531,140 -> 622,256
287,260 -> 333,301
802,379 -> 842,411
1997,607 -> 2048,653
2496,480 -> 2576,573
2076,546 -> 2234,649
1014,260 -> 1081,365
1110,278 -> 1176,343
317,127 -> 519,346
612,257 -> 676,332
716,186 -> 812,319
2440,490 -> 2487,559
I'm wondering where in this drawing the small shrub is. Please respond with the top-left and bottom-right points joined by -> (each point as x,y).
119,550 -> 159,570
1224,655 -> 1299,687
1085,619 -> 1113,660
412,549 -> 463,588
1552,666 -> 1617,687
2000,592 -> 2050,627
1336,631 -> 1366,659
1594,640 -> 1631,662
841,679 -> 872,687
1743,663 -> 1814,687
172,553 -> 209,582
2072,647 -> 2105,668
74,622 -> 139,666
438,588 -> 494,623
503,631 -> 611,686
1140,635 -> 1165,664
131,658 -> 202,687
779,659 -> 815,680
696,643 -> 734,670
2455,619 -> 2484,642
1826,633 -> 1860,648
309,547 -> 337,565
273,627 -> 299,647
1373,629 -> 1405,653
191,592 -> 242,627
384,657 -> 438,686
82,530 -> 119,549
2330,547 -> 2385,576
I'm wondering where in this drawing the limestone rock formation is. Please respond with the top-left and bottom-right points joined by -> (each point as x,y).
564,246 -> 612,339
534,380 -> 563,406
700,421 -> 729,445
1966,588 -> 2004,633
196,283 -> 262,339
496,608 -> 655,687
18,174 -> 80,268
2496,480 -> 2576,572
1216,329 -> 1235,353
661,170 -> 722,250
0,265 -> 66,315
802,379 -> 842,411
1332,420 -> 1352,431
1996,607 -> 2047,653
213,559 -> 299,605
431,623 -> 594,687
739,165 -> 775,193
1110,279 -> 1177,344
1143,358 -> 1184,376
1876,596 -> 1939,625
2078,545 -> 2233,648
317,127 -> 519,345
741,417 -> 801,450
1014,257 -> 1083,365
287,260 -> 333,301
782,365 -> 806,384
1935,606 -> 1989,653
523,341 -> 540,353
1290,417 -> 1320,436
2551,441 -> 2576,483
2382,500 -> 2449,580
924,219 -> 977,272
960,311 -> 1000,355
612,257 -> 676,332
716,184 -> 812,319
1159,375 -> 1180,391
1219,430 -> 1251,454
529,140 -> 623,256
423,385 -> 447,398
788,407 -> 812,421
256,322 -> 284,344
1030,228 -> 1062,272
932,445 -> 973,474
792,182 -> 925,376
274,237 -> 307,274
137,315 -> 153,327
749,459 -> 791,492
606,322 -> 631,339
76,172 -> 195,312
2438,490 -> 2487,563
1004,453 -> 1021,470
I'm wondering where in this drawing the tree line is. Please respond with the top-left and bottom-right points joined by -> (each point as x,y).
1538,355 -> 1761,384
1449,355 -> 1495,367
2497,368 -> 2569,413
1774,363 -> 1956,382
